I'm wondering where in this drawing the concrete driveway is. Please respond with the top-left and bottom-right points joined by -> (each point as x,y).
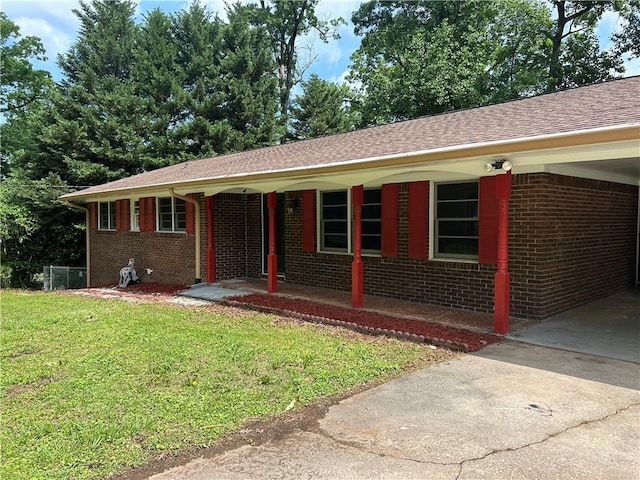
149,342 -> 639,480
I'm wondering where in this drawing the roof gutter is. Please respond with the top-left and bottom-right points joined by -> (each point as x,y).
61,200 -> 91,288
169,189 -> 201,284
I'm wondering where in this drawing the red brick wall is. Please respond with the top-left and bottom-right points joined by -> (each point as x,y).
196,193 -> 262,281
89,174 -> 638,320
90,229 -> 196,287
284,187 -> 497,314
283,175 -> 638,320
510,173 -> 637,318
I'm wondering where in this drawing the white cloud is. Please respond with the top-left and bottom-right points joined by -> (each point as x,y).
14,17 -> 73,59
622,55 -> 640,76
597,10 -> 623,50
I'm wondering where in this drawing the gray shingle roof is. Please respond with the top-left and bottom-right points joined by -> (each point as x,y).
62,76 -> 640,200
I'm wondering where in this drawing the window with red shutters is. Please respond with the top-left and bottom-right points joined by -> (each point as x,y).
434,182 -> 479,259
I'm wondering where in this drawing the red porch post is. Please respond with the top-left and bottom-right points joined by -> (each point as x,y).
494,171 -> 512,334
267,191 -> 278,293
206,196 -> 215,283
352,185 -> 364,308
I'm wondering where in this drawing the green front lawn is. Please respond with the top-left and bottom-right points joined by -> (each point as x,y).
1,291 -> 453,479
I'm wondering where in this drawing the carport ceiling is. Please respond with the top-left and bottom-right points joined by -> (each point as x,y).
570,157 -> 640,180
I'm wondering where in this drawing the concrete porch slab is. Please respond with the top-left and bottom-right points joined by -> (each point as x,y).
178,283 -> 249,302
507,290 -> 640,363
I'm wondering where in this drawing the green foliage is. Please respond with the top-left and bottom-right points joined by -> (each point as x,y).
0,12 -> 52,114
349,0 -> 628,125
240,0 -> 346,138
545,0 -> 623,92
0,174 -> 84,287
614,0 -> 640,58
0,292 -> 451,479
291,73 -> 356,139
0,0 -> 281,283
51,0 -> 147,185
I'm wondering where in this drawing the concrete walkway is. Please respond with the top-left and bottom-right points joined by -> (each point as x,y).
149,342 -> 640,480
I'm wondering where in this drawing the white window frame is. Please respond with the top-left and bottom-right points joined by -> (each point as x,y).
156,197 -> 186,233
319,189 -> 351,253
130,200 -> 140,232
360,188 -> 382,253
317,188 -> 382,255
430,180 -> 479,262
98,201 -> 116,231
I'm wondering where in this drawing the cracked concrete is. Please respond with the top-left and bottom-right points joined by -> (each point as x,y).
149,342 -> 640,480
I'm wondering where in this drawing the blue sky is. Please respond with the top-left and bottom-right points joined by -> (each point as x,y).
3,0 -> 638,87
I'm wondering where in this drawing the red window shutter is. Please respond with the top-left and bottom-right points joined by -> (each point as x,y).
185,195 -> 195,234
408,181 -> 428,259
138,199 -> 146,232
89,203 -> 97,230
121,199 -> 130,232
147,198 -> 156,232
302,190 -> 316,252
381,184 -> 398,257
139,197 -> 155,232
478,176 -> 498,264
115,200 -> 130,232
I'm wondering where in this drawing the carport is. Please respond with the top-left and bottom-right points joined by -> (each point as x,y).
508,289 -> 640,363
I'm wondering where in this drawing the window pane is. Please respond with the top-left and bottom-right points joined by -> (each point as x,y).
438,237 -> 479,255
435,182 -> 479,258
361,220 -> 381,235
322,191 -> 347,206
109,202 -> 116,230
437,201 -> 478,218
324,234 -> 348,250
324,220 -> 347,234
438,182 -> 478,201
175,199 -> 186,231
438,220 -> 478,237
158,198 -> 173,231
361,204 -> 381,219
362,235 -> 381,251
363,188 -> 381,204
132,201 -> 139,231
323,205 -> 347,219
99,203 -> 110,229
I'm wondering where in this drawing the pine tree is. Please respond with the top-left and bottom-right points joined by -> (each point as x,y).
291,74 -> 355,140
45,0 -> 147,185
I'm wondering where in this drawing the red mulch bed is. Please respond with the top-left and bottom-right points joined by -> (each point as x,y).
225,294 -> 500,353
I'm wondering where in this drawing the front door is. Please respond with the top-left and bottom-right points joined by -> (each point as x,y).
262,193 -> 285,275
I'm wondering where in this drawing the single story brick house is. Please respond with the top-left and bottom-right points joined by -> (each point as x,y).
61,77 -> 640,333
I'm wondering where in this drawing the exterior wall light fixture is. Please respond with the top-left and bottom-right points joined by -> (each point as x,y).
484,159 -> 513,172
288,197 -> 300,215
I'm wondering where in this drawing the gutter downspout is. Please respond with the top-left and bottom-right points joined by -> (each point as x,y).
170,189 -> 201,284
62,200 -> 91,288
